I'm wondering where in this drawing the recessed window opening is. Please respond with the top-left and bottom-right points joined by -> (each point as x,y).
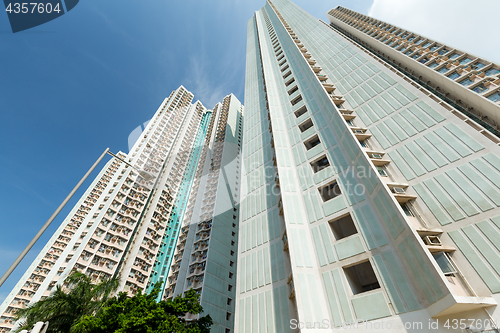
298,119 -> 313,132
318,181 -> 342,201
311,155 -> 330,173
276,50 -> 283,57
291,95 -> 302,106
433,252 -> 457,276
288,86 -> 299,95
283,70 -> 292,79
281,64 -> 290,72
278,55 -> 285,62
285,77 -> 295,86
279,59 -> 287,66
304,135 -> 321,150
344,261 -> 380,295
400,203 -> 414,217
376,166 -> 388,177
294,105 -> 307,118
330,214 -> 357,240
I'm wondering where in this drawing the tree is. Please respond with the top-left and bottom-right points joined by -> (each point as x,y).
14,272 -> 119,333
76,285 -> 212,333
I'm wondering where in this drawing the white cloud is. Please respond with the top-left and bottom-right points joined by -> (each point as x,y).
368,0 -> 500,63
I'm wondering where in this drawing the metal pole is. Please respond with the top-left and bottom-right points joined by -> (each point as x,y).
0,148 -> 110,287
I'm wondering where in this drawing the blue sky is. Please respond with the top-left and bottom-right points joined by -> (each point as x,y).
0,0 -> 498,303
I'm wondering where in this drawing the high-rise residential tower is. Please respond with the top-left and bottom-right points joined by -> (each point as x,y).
0,87 -> 244,333
236,0 -> 500,332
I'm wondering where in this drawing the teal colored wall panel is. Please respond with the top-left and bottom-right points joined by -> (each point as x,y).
334,235 -> 365,260
447,169 -> 496,211
372,255 -> 406,314
448,230 -> 500,293
395,84 -> 418,101
424,133 -> 460,162
388,88 -> 410,106
444,123 -> 484,152
434,174 -> 480,216
322,195 -> 348,216
312,227 -> 327,266
477,219 -> 500,253
322,272 -> 343,327
360,204 -> 388,247
415,101 -> 446,122
400,109 -> 426,132
434,127 -> 471,158
387,151 -> 416,180
397,242 -> 436,304
462,225 -> 500,277
367,79 -> 384,93
352,208 -> 377,250
414,137 -> 448,167
383,251 -> 420,311
412,183 -> 452,225
370,127 -> 391,149
379,72 -> 396,85
405,142 -> 437,172
351,291 -> 392,321
372,75 -> 390,90
423,179 -> 465,221
392,114 -> 417,137
319,223 -> 337,263
458,165 -> 500,205
376,123 -> 399,145
385,118 -> 408,141
381,92 -> 403,110
470,159 -> 500,190
331,269 -> 354,323
397,147 -> 427,176
408,105 -> 436,128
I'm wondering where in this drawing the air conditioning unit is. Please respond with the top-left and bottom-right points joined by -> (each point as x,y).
424,235 -> 442,246
393,187 -> 406,194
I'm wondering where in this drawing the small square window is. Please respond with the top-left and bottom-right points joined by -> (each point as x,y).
294,105 -> 307,118
459,57 -> 472,65
310,155 -> 330,173
485,68 -> 500,76
470,62 -> 485,70
228,284 -> 233,291
447,71 -> 461,80
433,252 -> 457,276
344,261 -> 380,295
428,61 -> 438,69
438,66 -> 450,74
438,48 -> 449,55
229,272 -> 233,279
449,53 -> 460,60
298,119 -> 314,133
230,261 -> 234,267
226,312 -> 231,321
487,92 -> 500,103
329,214 -> 357,240
400,203 -> 414,217
318,181 -> 342,202
459,77 -> 474,86
472,84 -> 487,93
304,135 -> 321,150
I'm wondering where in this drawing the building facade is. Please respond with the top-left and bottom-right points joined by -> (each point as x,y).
236,0 -> 500,332
0,87 -> 244,333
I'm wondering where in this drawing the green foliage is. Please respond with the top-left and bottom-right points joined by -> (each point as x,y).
77,284 -> 212,333
14,272 -> 119,333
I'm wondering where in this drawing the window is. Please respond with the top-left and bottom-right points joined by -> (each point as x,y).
228,284 -> 233,291
428,61 -> 438,69
470,62 -> 485,70
230,250 -> 234,256
459,57 -> 472,65
288,86 -> 298,95
318,181 -> 342,201
400,203 -> 414,217
298,119 -> 313,132
438,48 -> 449,55
227,298 -> 232,305
422,42 -> 432,48
226,312 -> 231,321
310,155 -> 330,173
433,252 -> 457,276
281,64 -> 289,72
459,77 -> 474,86
487,92 -> 500,103
472,84 -> 487,93
449,53 -> 460,60
359,140 -> 370,148
447,71 -> 461,80
229,272 -> 233,279
291,95 -> 302,106
419,57 -> 429,64
329,214 -> 357,240
344,261 -> 380,295
485,68 -> 500,76
438,66 -> 449,74
285,77 -> 295,86
304,135 -> 321,150
376,166 -> 388,177
294,105 -> 307,118
283,71 -> 291,79
230,261 -> 234,267
429,45 -> 439,52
